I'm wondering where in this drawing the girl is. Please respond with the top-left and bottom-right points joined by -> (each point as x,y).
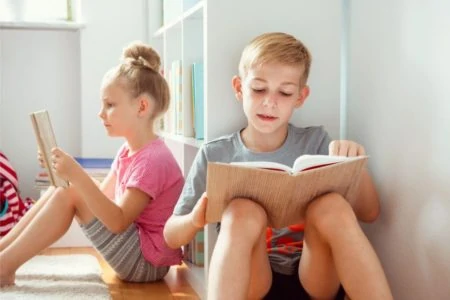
0,42 -> 184,286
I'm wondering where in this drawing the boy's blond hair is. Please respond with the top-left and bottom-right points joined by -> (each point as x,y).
238,32 -> 312,85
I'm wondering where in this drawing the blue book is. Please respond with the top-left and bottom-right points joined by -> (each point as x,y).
74,157 -> 113,169
192,62 -> 204,140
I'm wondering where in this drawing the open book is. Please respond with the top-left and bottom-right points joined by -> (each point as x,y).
206,155 -> 368,228
30,110 -> 68,188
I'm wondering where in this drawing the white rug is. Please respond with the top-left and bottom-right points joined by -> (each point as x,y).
2,254 -> 110,300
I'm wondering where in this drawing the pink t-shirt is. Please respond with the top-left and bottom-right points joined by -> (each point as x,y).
111,138 -> 183,266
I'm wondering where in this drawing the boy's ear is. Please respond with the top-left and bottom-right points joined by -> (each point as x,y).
232,76 -> 243,101
295,85 -> 310,108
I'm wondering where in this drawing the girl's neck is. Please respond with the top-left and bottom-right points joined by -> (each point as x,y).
241,125 -> 289,153
126,128 -> 158,156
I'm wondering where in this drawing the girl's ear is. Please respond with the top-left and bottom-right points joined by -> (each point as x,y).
232,76 -> 243,101
137,95 -> 151,117
295,85 -> 310,108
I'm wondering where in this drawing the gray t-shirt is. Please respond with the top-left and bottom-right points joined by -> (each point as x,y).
173,124 -> 332,275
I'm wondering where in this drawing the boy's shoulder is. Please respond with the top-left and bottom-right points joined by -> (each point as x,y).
200,131 -> 241,162
289,124 -> 329,139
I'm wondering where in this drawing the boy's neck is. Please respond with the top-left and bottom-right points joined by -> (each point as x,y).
241,125 -> 289,153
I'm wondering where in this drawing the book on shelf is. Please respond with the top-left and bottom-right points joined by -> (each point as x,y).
30,110 -> 68,188
35,157 -> 113,190
191,62 -> 204,140
206,155 -> 368,228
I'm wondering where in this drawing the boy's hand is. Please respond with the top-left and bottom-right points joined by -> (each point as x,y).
37,150 -> 46,168
191,193 -> 208,229
329,140 -> 366,157
51,147 -> 82,182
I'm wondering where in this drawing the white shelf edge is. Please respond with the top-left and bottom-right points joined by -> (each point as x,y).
162,133 -> 204,148
183,261 -> 205,299
0,21 -> 85,31
153,0 -> 204,38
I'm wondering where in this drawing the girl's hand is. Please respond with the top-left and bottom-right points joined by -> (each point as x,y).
37,150 -> 46,168
51,148 -> 82,182
329,140 -> 366,157
191,193 -> 208,229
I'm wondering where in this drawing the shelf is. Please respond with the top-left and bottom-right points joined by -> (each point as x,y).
0,20 -> 85,31
162,133 -> 204,148
154,0 -> 204,38
183,261 -> 205,298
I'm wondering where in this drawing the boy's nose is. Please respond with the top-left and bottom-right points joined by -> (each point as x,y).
263,96 -> 277,107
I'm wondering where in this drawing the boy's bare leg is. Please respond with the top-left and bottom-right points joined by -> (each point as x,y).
0,186 -> 56,252
207,198 -> 272,300
299,192 -> 393,300
0,186 -> 95,287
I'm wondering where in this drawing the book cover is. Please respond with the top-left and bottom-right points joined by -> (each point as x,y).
206,155 -> 368,228
30,110 -> 68,188
192,62 -> 204,140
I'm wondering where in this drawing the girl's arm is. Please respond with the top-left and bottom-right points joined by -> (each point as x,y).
52,148 -> 149,233
73,171 -> 149,233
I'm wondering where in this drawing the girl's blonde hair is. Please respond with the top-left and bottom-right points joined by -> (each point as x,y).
104,41 -> 170,120
238,32 -> 312,85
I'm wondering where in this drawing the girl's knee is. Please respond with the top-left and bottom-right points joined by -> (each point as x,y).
221,198 -> 267,236
306,192 -> 357,234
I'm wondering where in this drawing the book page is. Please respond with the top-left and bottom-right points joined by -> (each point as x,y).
30,110 -> 68,188
292,155 -> 363,173
230,161 -> 292,173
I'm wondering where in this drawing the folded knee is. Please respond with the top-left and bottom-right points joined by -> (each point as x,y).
221,198 -> 267,236
305,192 -> 358,233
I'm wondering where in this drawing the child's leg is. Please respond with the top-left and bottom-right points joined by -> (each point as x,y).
207,198 -> 272,300
0,186 -> 56,252
0,186 -> 96,287
299,192 -> 393,300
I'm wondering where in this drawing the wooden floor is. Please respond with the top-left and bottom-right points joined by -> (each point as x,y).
41,247 -> 200,300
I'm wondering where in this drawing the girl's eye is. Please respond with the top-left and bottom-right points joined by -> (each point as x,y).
106,103 -> 114,108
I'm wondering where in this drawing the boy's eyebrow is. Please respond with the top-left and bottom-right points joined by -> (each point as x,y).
252,77 -> 298,86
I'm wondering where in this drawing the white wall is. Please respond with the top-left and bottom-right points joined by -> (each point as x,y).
347,1 -> 450,299
205,0 -> 342,140
0,28 -> 81,199
79,0 -> 146,157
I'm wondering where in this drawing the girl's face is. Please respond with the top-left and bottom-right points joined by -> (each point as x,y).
98,80 -> 140,138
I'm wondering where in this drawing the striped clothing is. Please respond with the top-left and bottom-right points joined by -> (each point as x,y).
0,152 -> 34,237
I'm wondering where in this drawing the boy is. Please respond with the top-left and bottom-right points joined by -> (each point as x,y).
164,32 -> 393,300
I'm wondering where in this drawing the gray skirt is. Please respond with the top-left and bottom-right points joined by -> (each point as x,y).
80,218 -> 169,282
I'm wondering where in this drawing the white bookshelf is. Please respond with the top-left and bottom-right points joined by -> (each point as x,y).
147,0 -> 343,297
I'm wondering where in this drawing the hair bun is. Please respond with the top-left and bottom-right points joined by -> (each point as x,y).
122,41 -> 161,72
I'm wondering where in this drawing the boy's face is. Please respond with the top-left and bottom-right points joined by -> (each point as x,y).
233,62 -> 309,135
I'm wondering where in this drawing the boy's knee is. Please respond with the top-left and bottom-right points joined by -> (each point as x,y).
306,192 -> 357,235
221,198 -> 267,236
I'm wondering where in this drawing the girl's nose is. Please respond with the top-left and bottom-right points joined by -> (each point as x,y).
98,108 -> 105,119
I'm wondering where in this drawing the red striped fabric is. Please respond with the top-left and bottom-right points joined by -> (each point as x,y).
0,152 -> 34,237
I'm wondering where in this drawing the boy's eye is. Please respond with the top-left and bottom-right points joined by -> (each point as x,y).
280,92 -> 293,97
252,88 -> 266,93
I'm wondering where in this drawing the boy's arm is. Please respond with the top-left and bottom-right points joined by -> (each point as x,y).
353,168 -> 380,222
329,140 -> 380,222
164,194 -> 208,249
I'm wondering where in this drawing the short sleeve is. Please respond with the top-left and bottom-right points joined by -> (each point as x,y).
125,156 -> 167,200
173,146 -> 208,215
317,129 -> 332,155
